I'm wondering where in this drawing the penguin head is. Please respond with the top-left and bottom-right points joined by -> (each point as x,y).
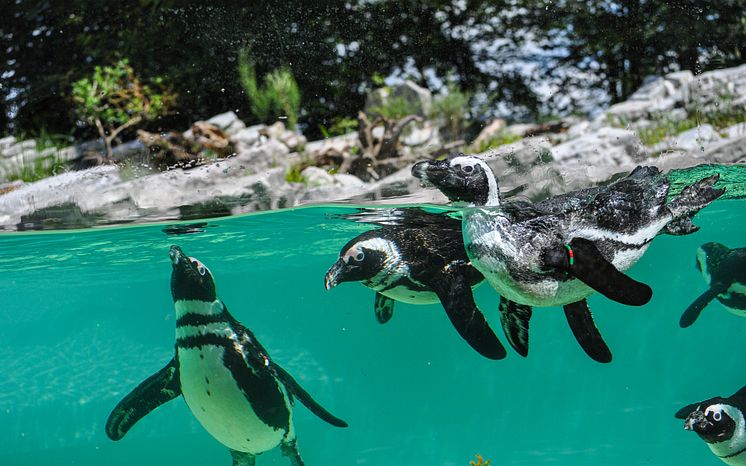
169,245 -> 217,302
411,154 -> 500,206
325,237 -> 392,290
696,242 -> 729,278
685,402 -> 739,444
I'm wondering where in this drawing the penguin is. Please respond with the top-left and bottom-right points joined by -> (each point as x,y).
106,245 -> 347,466
412,155 -> 611,362
676,386 -> 746,465
325,207 -> 507,360
680,243 -> 746,327
412,155 -> 724,361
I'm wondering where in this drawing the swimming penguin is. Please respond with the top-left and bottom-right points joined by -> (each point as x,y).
325,207 -> 507,360
412,155 -> 611,362
412,155 -> 724,361
106,245 -> 347,466
680,243 -> 746,327
676,386 -> 746,465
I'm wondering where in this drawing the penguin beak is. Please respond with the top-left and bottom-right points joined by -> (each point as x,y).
411,159 -> 449,186
325,259 -> 346,290
685,410 -> 711,433
170,245 -> 189,268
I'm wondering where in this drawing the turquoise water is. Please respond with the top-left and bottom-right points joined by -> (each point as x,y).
1,165 -> 745,466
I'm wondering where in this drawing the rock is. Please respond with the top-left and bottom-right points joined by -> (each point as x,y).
704,132 -> 746,163
206,111 -> 246,135
550,127 -> 646,181
503,123 -> 534,137
365,80 -> 432,118
472,119 -> 507,148
301,166 -> 335,187
261,121 -> 307,152
236,139 -> 291,173
401,120 -> 441,152
0,136 -> 16,152
2,139 -> 37,158
689,63 -> 746,109
191,121 -> 234,157
723,123 -> 746,139
480,137 -> 553,173
669,124 -> 721,153
566,121 -> 591,139
231,124 -> 267,147
299,172 -> 367,203
608,70 -> 694,120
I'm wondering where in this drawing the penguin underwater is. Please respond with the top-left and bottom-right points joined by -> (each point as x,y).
106,245 -> 347,466
325,207 -> 507,360
676,386 -> 746,465
412,154 -> 724,362
680,242 -> 746,327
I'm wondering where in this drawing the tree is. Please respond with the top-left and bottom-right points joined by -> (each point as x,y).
238,49 -> 301,129
72,59 -> 176,158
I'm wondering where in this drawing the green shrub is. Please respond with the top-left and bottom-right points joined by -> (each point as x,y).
72,59 -> 176,158
319,116 -> 358,138
7,154 -> 69,183
238,49 -> 301,129
431,83 -> 471,141
367,94 -> 421,120
474,131 -> 523,153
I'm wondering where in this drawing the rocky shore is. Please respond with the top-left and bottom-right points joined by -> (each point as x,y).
1,64 -> 745,231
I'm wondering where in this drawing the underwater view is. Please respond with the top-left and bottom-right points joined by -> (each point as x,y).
0,164 -> 744,466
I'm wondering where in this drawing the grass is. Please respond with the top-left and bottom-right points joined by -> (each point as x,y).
611,105 -> 746,146
6,155 -> 69,183
473,131 -> 523,153
284,165 -> 307,184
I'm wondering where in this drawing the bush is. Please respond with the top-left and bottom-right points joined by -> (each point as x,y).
238,49 -> 301,129
431,83 -> 471,141
319,116 -> 358,138
72,59 -> 176,158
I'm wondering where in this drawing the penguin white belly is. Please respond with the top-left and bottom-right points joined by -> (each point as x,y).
380,286 -> 439,304
178,344 -> 287,454
708,442 -> 746,466
720,282 -> 746,317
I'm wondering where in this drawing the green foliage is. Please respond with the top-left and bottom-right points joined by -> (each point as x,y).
72,59 -> 174,132
431,83 -> 471,141
6,154 -> 69,183
368,95 -> 420,120
238,49 -> 301,129
474,132 -> 523,153
284,165 -> 306,184
319,117 -> 358,138
628,106 -> 746,146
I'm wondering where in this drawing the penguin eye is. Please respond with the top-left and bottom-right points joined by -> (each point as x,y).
191,259 -> 207,276
714,411 -> 722,422
354,251 -> 365,262
462,165 -> 474,174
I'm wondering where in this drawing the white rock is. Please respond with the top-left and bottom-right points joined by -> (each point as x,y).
206,111 -> 246,135
722,123 -> 746,139
550,127 -> 645,177
2,140 -> 37,158
301,166 -> 335,187
0,136 -> 16,151
669,124 -> 721,152
231,124 -> 266,146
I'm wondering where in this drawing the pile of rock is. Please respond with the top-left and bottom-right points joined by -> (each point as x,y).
1,65 -> 745,231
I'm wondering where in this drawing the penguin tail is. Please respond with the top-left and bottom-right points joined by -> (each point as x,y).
667,174 -> 725,226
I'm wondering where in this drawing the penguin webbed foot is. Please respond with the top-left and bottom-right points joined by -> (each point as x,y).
230,449 -> 256,466
542,238 -> 652,306
374,292 -> 395,324
281,439 -> 306,466
498,297 -> 531,357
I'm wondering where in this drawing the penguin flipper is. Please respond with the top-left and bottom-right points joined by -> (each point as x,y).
680,288 -> 720,328
498,297 -> 532,357
374,292 -> 395,324
280,438 -> 305,466
230,449 -> 256,466
429,272 -> 507,360
105,357 -> 181,441
272,364 -> 348,428
543,237 -> 652,306
563,300 -> 612,363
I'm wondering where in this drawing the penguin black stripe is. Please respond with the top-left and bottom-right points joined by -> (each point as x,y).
176,312 -> 229,327
176,333 -> 234,349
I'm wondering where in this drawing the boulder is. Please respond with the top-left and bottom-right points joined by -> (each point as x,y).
301,166 -> 335,187
231,124 -> 267,147
261,121 -> 307,152
608,70 -> 694,120
669,124 -> 721,153
481,137 -> 553,173
0,136 -> 16,152
2,139 -> 37,158
206,111 -> 246,136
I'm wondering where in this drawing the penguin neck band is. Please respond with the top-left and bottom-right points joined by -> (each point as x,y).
564,244 -> 575,268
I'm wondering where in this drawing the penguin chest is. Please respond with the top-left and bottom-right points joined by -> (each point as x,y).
707,441 -> 746,466
717,282 -> 746,316
177,343 -> 289,454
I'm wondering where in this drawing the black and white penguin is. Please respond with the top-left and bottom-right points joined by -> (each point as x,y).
412,155 -> 611,362
680,243 -> 746,327
106,245 -> 347,466
412,155 -> 724,362
325,207 -> 507,360
676,386 -> 746,465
